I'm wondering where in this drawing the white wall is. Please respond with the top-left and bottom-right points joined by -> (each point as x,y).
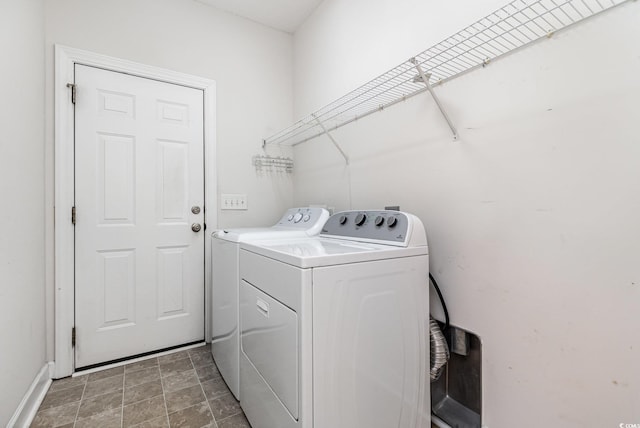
0,0 -> 47,424
44,0 -> 295,361
293,1 -> 640,426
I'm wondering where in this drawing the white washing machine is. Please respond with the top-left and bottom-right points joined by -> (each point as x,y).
238,210 -> 430,428
211,207 -> 329,399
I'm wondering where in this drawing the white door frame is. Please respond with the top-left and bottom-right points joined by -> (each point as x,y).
54,45 -> 216,378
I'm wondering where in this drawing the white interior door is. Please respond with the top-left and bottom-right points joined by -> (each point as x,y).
74,64 -> 205,368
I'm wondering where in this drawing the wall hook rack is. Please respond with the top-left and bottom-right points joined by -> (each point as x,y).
262,0 -> 630,148
253,155 -> 294,173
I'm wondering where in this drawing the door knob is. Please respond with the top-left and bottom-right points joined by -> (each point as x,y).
191,206 -> 201,214
191,223 -> 202,232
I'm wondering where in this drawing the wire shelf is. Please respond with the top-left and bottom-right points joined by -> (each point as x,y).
263,0 -> 629,147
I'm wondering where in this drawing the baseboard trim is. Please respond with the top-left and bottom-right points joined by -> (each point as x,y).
7,362 -> 53,428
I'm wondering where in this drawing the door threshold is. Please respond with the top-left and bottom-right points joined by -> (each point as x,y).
72,341 -> 207,377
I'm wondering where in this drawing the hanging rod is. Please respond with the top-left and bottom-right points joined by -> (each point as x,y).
263,0 -> 630,147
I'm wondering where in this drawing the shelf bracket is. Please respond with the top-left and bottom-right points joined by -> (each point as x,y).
411,58 -> 458,140
313,114 -> 349,165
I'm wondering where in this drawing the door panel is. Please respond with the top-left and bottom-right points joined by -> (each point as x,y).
157,245 -> 189,318
157,140 -> 189,221
75,64 -> 205,368
98,133 -> 135,224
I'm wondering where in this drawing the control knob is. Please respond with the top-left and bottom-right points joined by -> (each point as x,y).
374,215 -> 385,227
293,213 -> 303,223
339,215 -> 348,225
355,213 -> 367,226
387,216 -> 398,228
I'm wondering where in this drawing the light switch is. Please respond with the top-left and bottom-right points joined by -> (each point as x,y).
221,193 -> 248,210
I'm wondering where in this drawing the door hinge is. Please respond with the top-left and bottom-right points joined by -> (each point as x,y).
66,83 -> 76,104
71,327 -> 76,347
71,206 -> 76,225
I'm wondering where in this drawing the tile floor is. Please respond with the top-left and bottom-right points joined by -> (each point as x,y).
31,345 -> 250,428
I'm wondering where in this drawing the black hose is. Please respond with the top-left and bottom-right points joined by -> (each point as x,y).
429,272 -> 449,331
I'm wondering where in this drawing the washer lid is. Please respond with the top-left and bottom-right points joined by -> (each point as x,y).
240,237 -> 427,268
213,227 -> 319,243
212,207 -> 329,242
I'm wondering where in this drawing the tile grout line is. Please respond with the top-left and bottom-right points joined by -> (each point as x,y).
160,360 -> 172,428
38,379 -> 85,427
70,370 -> 126,427
70,378 -> 87,428
123,359 -> 171,427
193,349 -> 219,428
74,372 -> 120,422
215,409 -> 244,424
120,370 -> 125,428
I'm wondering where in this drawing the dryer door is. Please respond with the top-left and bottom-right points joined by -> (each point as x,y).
240,279 -> 299,420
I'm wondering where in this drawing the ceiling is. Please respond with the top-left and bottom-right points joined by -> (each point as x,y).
194,0 -> 325,33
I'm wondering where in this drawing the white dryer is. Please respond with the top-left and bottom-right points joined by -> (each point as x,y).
211,207 -> 329,399
239,210 -> 430,428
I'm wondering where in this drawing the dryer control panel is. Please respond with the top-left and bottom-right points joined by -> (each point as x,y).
321,210 -> 412,245
273,207 -> 329,230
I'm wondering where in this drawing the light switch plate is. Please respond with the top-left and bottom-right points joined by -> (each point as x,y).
221,193 -> 248,210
